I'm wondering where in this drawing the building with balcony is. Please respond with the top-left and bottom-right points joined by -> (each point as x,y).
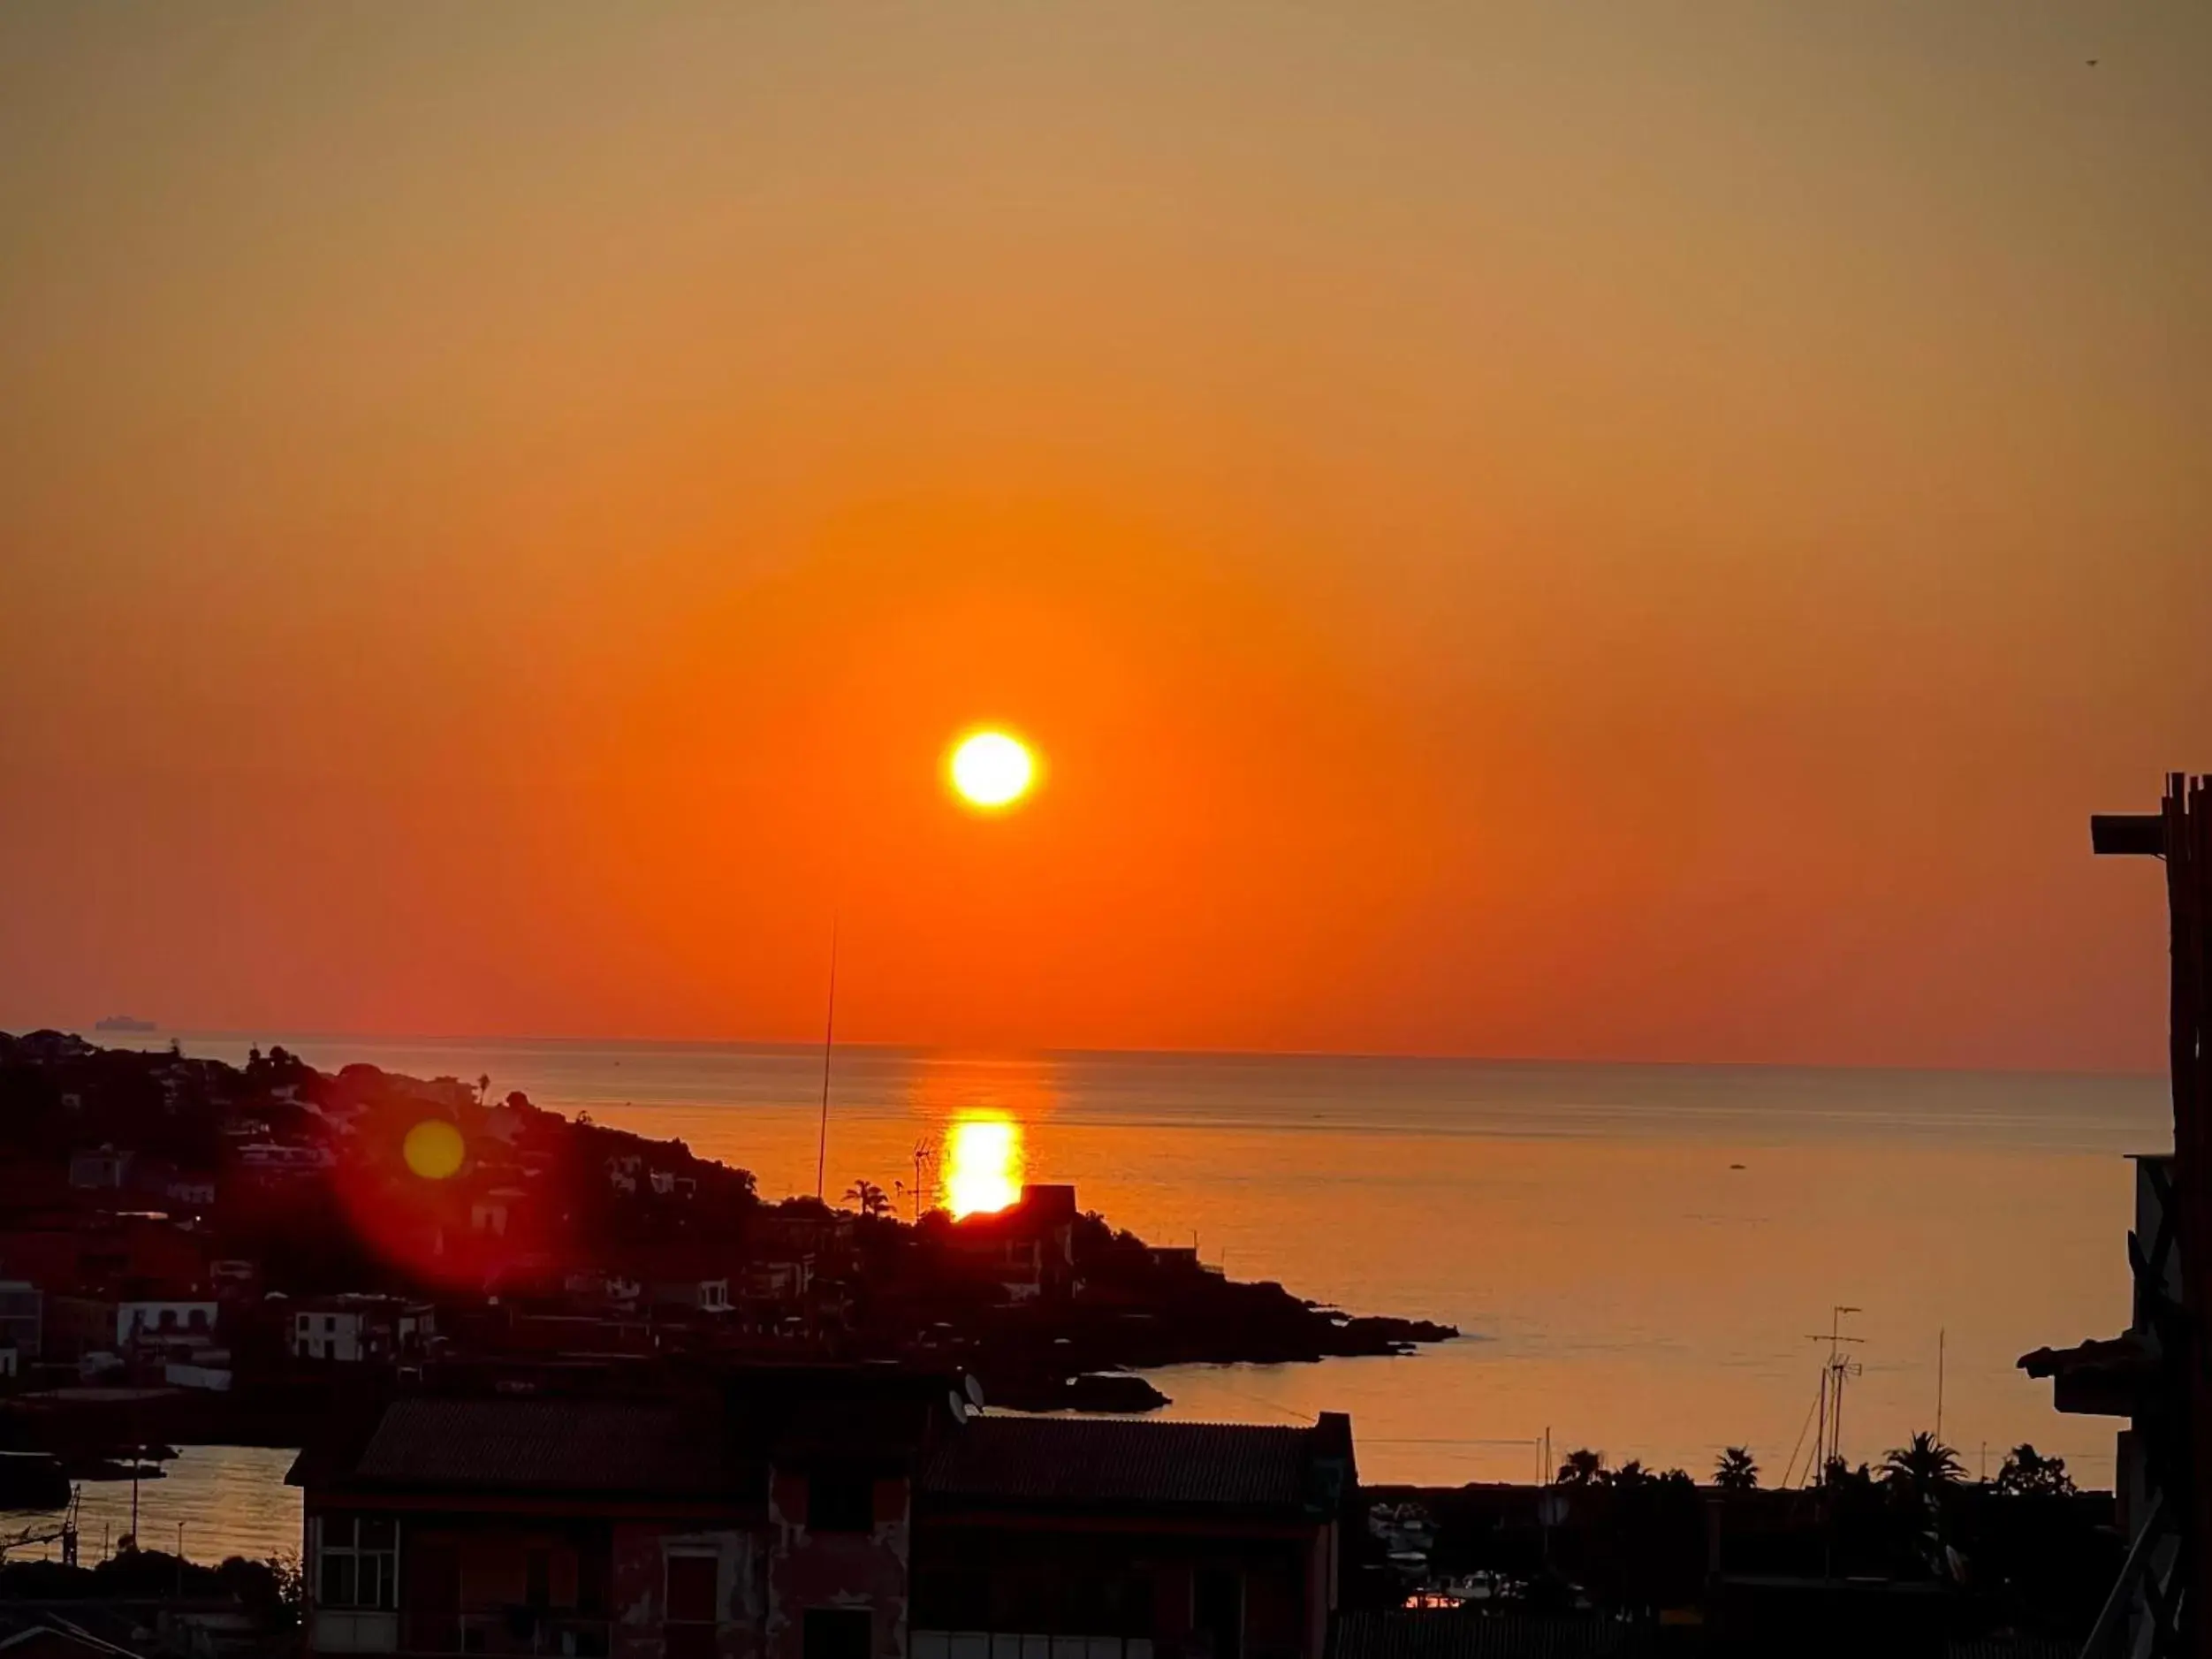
44,1292 -> 217,1361
287,1371 -> 1355,1659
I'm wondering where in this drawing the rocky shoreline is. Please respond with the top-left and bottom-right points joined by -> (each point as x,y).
0,1030 -> 1459,1429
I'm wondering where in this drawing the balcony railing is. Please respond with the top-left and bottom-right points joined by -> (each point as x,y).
315,1611 -> 616,1658
425,1612 -> 614,1657
913,1633 -> 1154,1659
315,1610 -> 399,1654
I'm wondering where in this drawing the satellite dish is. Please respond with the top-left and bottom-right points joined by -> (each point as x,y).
946,1393 -> 969,1426
964,1374 -> 985,1411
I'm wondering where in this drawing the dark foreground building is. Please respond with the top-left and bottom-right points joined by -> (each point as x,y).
286,1371 -> 1354,1659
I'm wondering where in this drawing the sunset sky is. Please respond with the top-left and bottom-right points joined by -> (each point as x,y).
4,3 -> 2206,1069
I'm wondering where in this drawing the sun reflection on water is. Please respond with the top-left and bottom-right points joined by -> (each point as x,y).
942,1115 -> 1023,1217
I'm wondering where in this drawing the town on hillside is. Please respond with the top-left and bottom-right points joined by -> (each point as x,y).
0,1029 -> 1452,1448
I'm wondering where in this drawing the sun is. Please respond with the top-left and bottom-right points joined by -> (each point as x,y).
948,730 -> 1037,810
943,1115 -> 1022,1217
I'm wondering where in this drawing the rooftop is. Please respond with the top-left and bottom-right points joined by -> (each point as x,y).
921,1413 -> 1347,1513
292,1369 -> 968,1497
323,1396 -> 726,1497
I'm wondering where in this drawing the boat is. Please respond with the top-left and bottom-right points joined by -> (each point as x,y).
62,1457 -> 166,1483
94,1016 -> 157,1033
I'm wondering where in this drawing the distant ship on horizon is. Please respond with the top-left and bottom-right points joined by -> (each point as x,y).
93,1015 -> 157,1033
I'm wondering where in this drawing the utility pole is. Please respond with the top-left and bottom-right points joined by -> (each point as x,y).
814,919 -> 839,1202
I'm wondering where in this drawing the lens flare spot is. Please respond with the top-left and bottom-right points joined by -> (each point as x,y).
943,1115 -> 1022,1217
403,1118 -> 466,1181
948,731 -> 1036,810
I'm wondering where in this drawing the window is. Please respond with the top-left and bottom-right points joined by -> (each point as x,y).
802,1609 -> 871,1659
805,1471 -> 875,1533
1191,1571 -> 1241,1659
318,1515 -> 399,1610
188,1308 -> 208,1331
158,1308 -> 178,1331
526,1549 -> 551,1609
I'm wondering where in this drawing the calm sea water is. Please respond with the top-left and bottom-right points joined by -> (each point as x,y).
20,1034 -> 2169,1557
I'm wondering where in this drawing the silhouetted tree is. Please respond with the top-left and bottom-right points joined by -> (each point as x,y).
1995,1443 -> 2077,1497
1558,1448 -> 1607,1486
1714,1446 -> 1760,1490
1881,1433 -> 1967,1580
1881,1433 -> 1965,1500
844,1178 -> 893,1219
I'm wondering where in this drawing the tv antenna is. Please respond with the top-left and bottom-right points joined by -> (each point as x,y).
1804,1305 -> 1866,1482
907,1136 -> 939,1222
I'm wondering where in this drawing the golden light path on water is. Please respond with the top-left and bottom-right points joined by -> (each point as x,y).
942,1115 -> 1022,1217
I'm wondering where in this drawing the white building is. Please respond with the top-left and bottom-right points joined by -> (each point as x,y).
293,1296 -> 434,1363
118,1299 -> 217,1351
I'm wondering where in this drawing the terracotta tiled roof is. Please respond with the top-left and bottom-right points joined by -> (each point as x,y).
346,1397 -> 725,1495
921,1415 -> 1324,1511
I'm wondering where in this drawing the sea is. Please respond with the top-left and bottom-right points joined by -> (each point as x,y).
4,1033 -> 2168,1566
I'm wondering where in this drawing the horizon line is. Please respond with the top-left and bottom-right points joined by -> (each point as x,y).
9,1019 -> 2169,1085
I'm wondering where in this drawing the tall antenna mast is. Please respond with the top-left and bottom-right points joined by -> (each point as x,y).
910,1137 -> 936,1223
1935,1328 -> 1946,1443
814,917 -> 839,1201
1805,1305 -> 1865,1476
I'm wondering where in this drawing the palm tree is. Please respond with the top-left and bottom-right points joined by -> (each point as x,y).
1881,1433 -> 1965,1499
1714,1447 -> 1760,1491
1557,1448 -> 1607,1487
844,1178 -> 893,1219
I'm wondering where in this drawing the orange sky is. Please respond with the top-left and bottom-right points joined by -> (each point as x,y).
3,3 -> 2207,1069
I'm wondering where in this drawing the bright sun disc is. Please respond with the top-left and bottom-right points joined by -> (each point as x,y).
949,731 -> 1036,810
943,1116 -> 1022,1217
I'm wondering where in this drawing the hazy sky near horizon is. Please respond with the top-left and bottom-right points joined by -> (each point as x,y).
4,3 -> 2207,1069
